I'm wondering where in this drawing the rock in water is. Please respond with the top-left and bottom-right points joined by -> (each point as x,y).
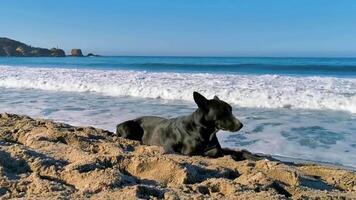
87,53 -> 100,57
71,48 -> 83,57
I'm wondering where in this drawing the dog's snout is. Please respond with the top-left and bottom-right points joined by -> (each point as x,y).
216,116 -> 243,132
233,118 -> 243,131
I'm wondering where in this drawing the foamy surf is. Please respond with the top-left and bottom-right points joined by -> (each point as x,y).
1,65 -> 355,113
1,87 -> 355,168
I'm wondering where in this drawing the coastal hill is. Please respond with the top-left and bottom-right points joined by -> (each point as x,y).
0,37 -> 98,57
0,113 -> 355,199
0,37 -> 65,57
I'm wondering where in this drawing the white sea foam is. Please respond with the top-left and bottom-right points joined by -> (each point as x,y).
1,84 -> 356,168
0,65 -> 355,113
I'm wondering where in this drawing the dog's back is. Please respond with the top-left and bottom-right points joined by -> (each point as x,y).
116,116 -> 167,142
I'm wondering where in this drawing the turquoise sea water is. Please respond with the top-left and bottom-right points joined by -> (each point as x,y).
1,56 -> 356,77
0,56 -> 355,168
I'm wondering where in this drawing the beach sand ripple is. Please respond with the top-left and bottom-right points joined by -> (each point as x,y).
0,113 -> 355,199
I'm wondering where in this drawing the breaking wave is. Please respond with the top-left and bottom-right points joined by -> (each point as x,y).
1,65 -> 355,113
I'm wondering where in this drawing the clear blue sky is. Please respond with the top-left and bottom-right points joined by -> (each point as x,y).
1,0 -> 356,57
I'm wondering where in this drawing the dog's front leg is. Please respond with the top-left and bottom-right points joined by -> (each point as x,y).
203,147 -> 222,157
204,133 -> 223,157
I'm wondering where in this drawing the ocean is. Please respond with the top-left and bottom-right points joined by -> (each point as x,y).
0,56 -> 355,168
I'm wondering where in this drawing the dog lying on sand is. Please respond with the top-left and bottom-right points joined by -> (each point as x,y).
116,92 -> 243,157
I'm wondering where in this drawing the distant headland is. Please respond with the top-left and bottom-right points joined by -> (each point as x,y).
0,37 -> 99,57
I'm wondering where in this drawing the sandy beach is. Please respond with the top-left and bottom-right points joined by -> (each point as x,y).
2,0 -> 356,199
0,113 -> 355,199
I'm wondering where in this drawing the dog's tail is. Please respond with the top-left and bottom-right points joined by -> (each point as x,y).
116,120 -> 144,141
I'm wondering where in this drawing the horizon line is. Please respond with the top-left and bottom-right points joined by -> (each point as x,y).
86,55 -> 356,59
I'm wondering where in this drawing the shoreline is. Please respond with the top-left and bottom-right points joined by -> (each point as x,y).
0,113 -> 355,199
2,105 -> 355,171
272,155 -> 356,172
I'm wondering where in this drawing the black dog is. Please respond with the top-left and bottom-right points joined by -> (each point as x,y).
116,92 -> 243,157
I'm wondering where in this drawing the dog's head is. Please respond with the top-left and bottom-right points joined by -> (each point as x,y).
193,91 -> 243,132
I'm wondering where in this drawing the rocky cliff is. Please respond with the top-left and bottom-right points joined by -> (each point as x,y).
0,37 -> 65,57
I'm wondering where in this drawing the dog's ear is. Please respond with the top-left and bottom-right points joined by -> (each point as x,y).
193,92 -> 208,110
213,95 -> 220,101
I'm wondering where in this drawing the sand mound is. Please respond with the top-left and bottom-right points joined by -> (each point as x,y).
0,113 -> 355,199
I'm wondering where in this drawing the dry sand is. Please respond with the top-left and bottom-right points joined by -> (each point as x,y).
0,113 -> 355,199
